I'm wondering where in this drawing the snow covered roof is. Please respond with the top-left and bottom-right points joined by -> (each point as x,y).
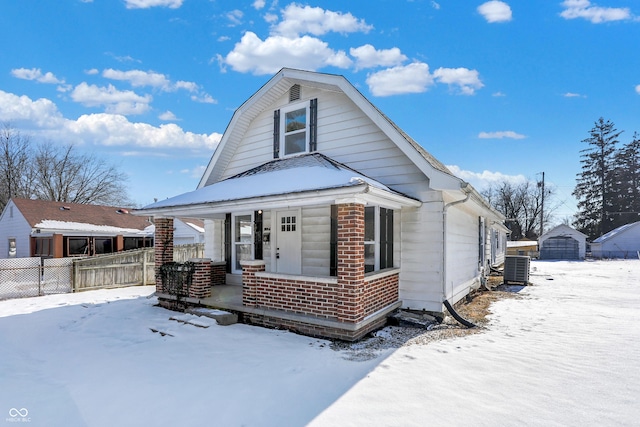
9,198 -> 153,235
539,224 -> 587,241
592,221 -> 640,243
35,220 -> 154,236
138,153 -> 419,215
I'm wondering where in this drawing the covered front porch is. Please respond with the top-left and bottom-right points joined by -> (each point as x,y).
136,153 -> 421,340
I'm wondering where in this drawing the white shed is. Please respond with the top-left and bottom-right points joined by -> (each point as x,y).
538,225 -> 587,260
591,221 -> 640,259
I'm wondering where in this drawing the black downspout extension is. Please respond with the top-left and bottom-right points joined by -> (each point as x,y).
443,299 -> 476,328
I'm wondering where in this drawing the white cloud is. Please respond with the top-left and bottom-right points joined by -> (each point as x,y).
218,35 -> 231,42
560,0 -> 632,23
433,67 -> 484,95
174,80 -> 199,92
635,84 -> 640,95
252,0 -> 266,10
478,1 -> 513,23
223,32 -> 351,75
0,89 -> 220,150
103,69 -> 171,90
447,165 -> 527,191
226,10 -> 244,26
492,91 -> 506,97
191,93 -> 217,104
11,68 -> 64,84
478,131 -> 526,139
85,68 -> 99,75
271,4 -> 373,38
124,0 -> 183,9
350,44 -> 407,70
264,13 -> 279,24
159,111 -> 178,121
563,92 -> 586,98
0,90 -> 65,128
66,114 -> 221,149
431,1 -> 441,10
70,82 -> 152,115
366,63 -> 434,97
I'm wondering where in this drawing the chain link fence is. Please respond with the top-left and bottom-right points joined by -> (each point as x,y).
0,257 -> 73,300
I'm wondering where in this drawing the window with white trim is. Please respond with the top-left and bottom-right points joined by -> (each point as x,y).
233,213 -> 254,272
280,102 -> 309,156
364,206 -> 394,273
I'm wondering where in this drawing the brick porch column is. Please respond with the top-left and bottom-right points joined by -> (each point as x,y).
189,258 -> 212,299
154,217 -> 174,293
211,261 -> 227,286
241,260 -> 265,307
336,202 -> 366,323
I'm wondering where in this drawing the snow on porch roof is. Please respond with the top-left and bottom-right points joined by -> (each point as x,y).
139,153 -> 418,213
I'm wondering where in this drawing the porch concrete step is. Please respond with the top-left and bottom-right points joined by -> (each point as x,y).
186,307 -> 238,326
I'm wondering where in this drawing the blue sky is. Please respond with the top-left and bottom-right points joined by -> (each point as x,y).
1,0 -> 639,222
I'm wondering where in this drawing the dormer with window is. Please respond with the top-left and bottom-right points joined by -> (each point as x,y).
273,85 -> 317,158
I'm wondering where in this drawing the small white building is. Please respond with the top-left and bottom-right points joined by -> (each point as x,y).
538,224 -> 587,260
173,218 -> 205,245
591,221 -> 640,259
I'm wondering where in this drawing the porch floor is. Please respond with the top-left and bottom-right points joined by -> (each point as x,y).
199,285 -> 244,312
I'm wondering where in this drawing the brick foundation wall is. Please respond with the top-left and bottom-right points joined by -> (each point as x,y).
154,218 -> 174,293
364,272 -> 399,317
242,312 -> 388,342
211,262 -> 226,286
252,275 -> 338,319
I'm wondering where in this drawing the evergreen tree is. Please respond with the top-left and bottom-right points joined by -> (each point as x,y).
573,118 -> 621,239
612,132 -> 640,226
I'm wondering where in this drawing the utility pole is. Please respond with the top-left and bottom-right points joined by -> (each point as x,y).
539,171 -> 545,238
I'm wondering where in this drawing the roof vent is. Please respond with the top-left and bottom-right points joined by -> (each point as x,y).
60,206 -> 71,211
289,84 -> 301,102
116,208 -> 129,214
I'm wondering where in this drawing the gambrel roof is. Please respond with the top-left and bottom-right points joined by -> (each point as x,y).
198,68 -> 462,192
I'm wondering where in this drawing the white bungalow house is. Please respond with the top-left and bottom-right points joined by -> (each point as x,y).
136,68 -> 507,340
591,221 -> 640,259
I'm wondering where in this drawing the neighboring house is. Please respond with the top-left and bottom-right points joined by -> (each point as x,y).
136,68 -> 507,340
174,218 -> 205,245
507,239 -> 538,257
591,221 -> 640,259
538,224 -> 587,260
0,198 -> 154,259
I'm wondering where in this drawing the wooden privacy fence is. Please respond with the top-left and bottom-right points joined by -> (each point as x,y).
1,244 -> 206,299
73,248 -> 156,291
73,244 -> 205,291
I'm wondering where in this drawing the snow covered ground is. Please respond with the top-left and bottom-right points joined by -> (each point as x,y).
1,260 -> 638,427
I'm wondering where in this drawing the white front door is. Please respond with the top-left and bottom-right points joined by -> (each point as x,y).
275,210 -> 301,275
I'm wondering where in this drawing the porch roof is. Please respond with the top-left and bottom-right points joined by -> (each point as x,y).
135,153 -> 421,218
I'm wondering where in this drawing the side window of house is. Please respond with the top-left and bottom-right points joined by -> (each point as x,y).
364,206 -> 394,273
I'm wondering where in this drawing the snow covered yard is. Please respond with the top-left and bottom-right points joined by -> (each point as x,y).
1,260 -> 639,427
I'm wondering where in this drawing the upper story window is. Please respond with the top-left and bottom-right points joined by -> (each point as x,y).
281,102 -> 309,156
273,98 -> 318,159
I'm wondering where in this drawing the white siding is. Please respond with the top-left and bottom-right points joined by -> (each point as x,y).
592,223 -> 640,259
174,219 -> 204,245
301,205 -> 331,277
219,89 -> 430,200
445,202 -> 483,305
399,201 -> 445,312
0,201 -> 32,258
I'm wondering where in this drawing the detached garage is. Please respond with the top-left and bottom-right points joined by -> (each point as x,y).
539,225 -> 587,260
591,221 -> 640,259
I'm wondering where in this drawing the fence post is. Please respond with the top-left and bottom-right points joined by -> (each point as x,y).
38,259 -> 43,296
142,249 -> 148,285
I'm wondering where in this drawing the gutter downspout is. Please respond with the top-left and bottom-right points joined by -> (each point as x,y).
442,182 -> 476,328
